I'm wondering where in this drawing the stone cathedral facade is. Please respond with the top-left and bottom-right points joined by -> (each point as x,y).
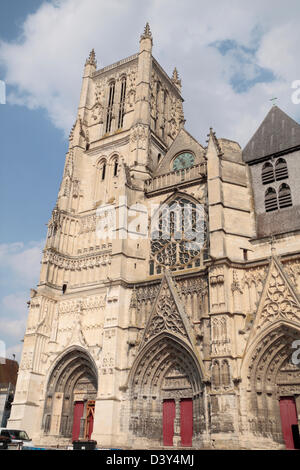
8,25 -> 300,450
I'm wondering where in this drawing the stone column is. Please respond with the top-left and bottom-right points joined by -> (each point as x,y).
173,398 -> 181,447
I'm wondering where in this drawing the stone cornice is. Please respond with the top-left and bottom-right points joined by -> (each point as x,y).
93,53 -> 139,78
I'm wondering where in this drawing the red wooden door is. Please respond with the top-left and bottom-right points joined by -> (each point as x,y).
163,399 -> 175,446
180,398 -> 193,447
279,397 -> 298,449
72,401 -> 84,442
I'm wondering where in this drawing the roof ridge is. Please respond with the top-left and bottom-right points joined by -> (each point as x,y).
243,105 -> 300,163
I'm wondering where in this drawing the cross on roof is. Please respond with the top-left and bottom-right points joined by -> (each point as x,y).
270,97 -> 278,106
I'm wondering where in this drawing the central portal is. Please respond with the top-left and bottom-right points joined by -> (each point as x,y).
129,336 -> 204,447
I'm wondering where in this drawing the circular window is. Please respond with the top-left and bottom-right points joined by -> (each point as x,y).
173,152 -> 194,171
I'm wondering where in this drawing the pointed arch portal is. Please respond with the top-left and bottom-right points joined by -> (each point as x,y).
129,334 -> 205,447
245,325 -> 300,449
43,349 -> 98,441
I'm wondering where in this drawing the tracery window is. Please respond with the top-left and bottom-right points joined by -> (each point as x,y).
173,152 -> 195,171
106,81 -> 115,133
150,197 -> 207,274
118,76 -> 126,129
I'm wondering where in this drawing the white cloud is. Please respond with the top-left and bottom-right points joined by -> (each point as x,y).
0,292 -> 27,361
0,0 -> 300,145
0,240 -> 44,285
0,317 -> 26,339
2,291 -> 28,316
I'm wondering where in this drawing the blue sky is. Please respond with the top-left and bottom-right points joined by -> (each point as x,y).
0,1 -> 68,359
1,0 -> 300,360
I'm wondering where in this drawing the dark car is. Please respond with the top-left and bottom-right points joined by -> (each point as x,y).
0,429 -> 33,448
0,434 -> 11,450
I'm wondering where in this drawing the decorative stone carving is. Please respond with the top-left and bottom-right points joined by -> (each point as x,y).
282,260 -> 300,292
20,351 -> 34,370
211,316 -> 231,355
92,81 -> 104,123
141,271 -> 192,347
130,124 -> 149,151
126,68 -> 137,109
43,250 -> 111,271
255,259 -> 300,332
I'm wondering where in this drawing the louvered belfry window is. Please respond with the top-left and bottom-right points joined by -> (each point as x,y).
106,81 -> 115,133
275,158 -> 288,181
262,162 -> 275,184
265,187 -> 278,212
278,183 -> 292,209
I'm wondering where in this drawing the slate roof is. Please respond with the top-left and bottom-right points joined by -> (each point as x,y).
243,106 -> 300,163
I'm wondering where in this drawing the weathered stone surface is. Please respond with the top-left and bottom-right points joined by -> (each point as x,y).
8,26 -> 300,450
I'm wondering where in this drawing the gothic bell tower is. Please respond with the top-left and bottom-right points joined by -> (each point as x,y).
8,24 -> 189,448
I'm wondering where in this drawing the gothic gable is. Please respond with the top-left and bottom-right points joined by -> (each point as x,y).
247,256 -> 300,344
154,128 -> 205,176
139,270 -> 194,349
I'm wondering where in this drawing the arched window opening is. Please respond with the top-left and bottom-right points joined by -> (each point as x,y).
157,153 -> 161,164
62,284 -> 67,294
212,361 -> 220,388
262,162 -> 274,185
275,158 -> 288,181
221,360 -> 230,388
113,160 -> 118,177
101,162 -> 106,181
278,183 -> 292,209
106,81 -> 115,133
265,187 -> 278,212
118,77 -> 126,129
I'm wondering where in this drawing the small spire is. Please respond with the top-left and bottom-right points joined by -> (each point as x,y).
172,67 -> 179,81
206,127 -> 223,156
140,22 -> 153,42
171,67 -> 182,89
85,49 -> 97,67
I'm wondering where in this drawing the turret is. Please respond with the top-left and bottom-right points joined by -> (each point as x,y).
130,23 -> 153,181
78,49 -> 97,118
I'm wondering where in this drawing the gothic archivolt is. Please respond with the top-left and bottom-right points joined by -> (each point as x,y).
238,256 -> 300,442
127,334 -> 205,441
42,348 -> 98,438
240,324 -> 300,440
